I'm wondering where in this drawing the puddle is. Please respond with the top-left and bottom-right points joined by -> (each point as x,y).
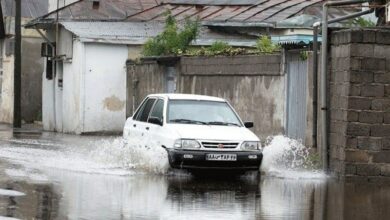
0,133 -> 390,220
0,189 -> 25,197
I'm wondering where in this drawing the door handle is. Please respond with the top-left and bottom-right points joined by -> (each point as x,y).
146,127 -> 150,130
133,124 -> 136,127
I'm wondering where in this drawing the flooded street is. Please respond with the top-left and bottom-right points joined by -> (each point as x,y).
0,128 -> 390,220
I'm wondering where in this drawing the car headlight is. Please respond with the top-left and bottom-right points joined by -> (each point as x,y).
241,141 -> 261,151
174,139 -> 201,149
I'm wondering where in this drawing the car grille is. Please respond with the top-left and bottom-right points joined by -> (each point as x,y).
201,142 -> 239,149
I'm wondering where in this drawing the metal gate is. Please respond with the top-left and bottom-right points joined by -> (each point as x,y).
286,52 -> 308,143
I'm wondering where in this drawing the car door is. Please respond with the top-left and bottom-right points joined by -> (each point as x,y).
125,98 -> 148,146
131,97 -> 156,147
146,98 -> 166,149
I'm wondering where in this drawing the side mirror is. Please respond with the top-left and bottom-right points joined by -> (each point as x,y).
148,117 -> 163,126
244,122 -> 254,128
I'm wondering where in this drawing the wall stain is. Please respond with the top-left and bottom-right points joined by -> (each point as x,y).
103,95 -> 125,112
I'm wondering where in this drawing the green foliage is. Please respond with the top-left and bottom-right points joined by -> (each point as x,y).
346,17 -> 376,27
208,41 -> 231,53
256,36 -> 280,53
142,11 -> 199,56
300,51 -> 308,61
185,36 -> 281,57
186,41 -> 248,56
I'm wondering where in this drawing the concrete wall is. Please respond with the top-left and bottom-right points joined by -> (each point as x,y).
0,56 -> 14,123
127,60 -> 167,117
61,40 -> 83,133
0,17 -> 45,124
127,55 -> 286,139
178,56 -> 285,139
0,37 -> 43,123
329,28 -> 390,181
21,37 -> 44,122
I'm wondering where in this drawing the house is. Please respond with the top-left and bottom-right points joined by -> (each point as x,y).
0,0 -> 48,124
25,0 -> 162,134
26,0 -> 357,134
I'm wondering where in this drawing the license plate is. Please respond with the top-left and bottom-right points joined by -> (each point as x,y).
206,154 -> 237,161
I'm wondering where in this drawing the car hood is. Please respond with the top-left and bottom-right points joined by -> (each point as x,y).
167,124 -> 259,141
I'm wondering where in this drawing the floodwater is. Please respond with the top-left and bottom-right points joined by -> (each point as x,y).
0,128 -> 389,220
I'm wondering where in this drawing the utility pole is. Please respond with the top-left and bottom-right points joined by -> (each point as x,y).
13,0 -> 21,128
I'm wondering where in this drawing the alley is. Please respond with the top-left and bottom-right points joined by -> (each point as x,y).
0,126 -> 390,220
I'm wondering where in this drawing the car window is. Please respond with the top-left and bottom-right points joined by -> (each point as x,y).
138,98 -> 156,122
149,99 -> 164,121
167,100 -> 242,126
133,98 -> 148,120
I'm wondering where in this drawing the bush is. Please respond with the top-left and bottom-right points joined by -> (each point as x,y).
142,11 -> 199,56
208,41 -> 231,53
256,36 -> 280,53
186,41 -> 248,56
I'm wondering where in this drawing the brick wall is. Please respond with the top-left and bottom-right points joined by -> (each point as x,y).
330,28 -> 390,181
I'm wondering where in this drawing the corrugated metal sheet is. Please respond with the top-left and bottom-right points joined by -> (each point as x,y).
26,0 -> 362,29
59,21 -> 257,46
276,14 -> 320,28
286,52 -> 308,143
272,34 -> 322,45
26,0 -> 160,27
27,0 -> 329,27
163,0 -> 259,5
127,0 -> 324,24
1,0 -> 48,18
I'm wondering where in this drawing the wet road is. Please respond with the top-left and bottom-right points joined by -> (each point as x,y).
0,128 -> 390,220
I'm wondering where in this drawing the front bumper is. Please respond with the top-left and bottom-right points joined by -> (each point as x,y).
166,149 -> 263,170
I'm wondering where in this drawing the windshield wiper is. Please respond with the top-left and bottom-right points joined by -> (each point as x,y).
170,119 -> 207,125
207,121 -> 241,127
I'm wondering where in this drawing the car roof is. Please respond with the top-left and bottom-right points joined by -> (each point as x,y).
148,93 -> 226,102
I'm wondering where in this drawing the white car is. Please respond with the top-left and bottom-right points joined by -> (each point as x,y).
123,94 -> 263,171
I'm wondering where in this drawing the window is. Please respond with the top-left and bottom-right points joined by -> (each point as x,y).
138,98 -> 156,122
149,99 -> 164,121
133,98 -> 148,120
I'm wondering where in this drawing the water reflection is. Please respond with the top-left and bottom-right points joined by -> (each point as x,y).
0,182 -> 58,219
46,171 -> 260,220
2,168 -> 390,220
259,178 -> 325,220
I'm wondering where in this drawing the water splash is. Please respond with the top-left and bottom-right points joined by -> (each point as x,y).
261,135 -> 326,179
2,135 -> 326,178
0,137 -> 170,176
87,138 -> 169,174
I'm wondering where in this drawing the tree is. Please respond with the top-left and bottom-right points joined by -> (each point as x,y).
142,11 -> 199,56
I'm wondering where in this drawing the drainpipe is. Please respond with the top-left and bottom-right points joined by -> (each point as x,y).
312,25 -> 319,150
317,0 -> 373,172
320,1 -> 329,173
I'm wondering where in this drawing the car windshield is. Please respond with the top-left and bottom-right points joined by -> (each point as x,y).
167,100 -> 242,126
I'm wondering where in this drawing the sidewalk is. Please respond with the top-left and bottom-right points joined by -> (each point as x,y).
0,122 -> 42,134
